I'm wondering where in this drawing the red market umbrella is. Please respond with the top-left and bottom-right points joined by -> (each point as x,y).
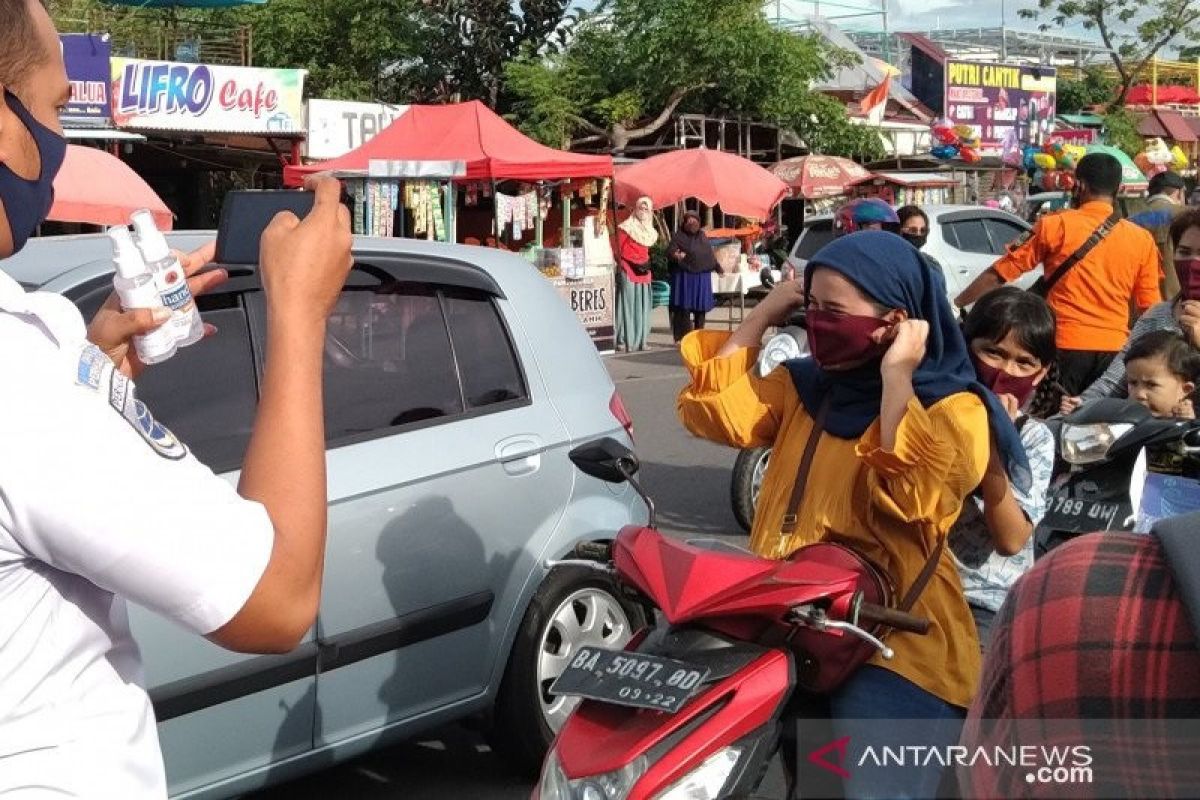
614,148 -> 788,220
50,145 -> 173,230
769,155 -> 873,199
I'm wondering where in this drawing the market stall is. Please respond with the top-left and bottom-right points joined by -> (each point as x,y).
848,171 -> 959,206
285,101 -> 618,350
615,148 -> 787,328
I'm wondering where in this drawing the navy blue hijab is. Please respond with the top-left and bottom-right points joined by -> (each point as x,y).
785,231 -> 1031,493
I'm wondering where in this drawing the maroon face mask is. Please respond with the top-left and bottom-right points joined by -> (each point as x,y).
972,355 -> 1039,407
806,308 -> 892,370
1175,257 -> 1200,301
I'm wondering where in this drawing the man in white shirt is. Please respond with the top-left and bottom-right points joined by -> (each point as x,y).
0,1 -> 354,795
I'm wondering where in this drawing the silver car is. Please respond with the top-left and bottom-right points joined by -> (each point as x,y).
786,204 -> 1039,299
3,233 -> 646,798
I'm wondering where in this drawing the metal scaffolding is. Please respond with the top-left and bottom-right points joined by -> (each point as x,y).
768,0 -> 891,58
848,26 -> 1112,70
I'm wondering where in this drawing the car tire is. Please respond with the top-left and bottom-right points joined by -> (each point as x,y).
731,446 -> 771,533
490,564 -> 648,776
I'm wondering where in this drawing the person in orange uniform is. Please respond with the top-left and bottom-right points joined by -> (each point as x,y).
955,153 -> 1162,395
678,231 -> 1031,799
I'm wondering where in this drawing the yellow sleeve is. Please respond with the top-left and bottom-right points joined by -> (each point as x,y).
854,394 -> 989,526
676,330 -> 791,449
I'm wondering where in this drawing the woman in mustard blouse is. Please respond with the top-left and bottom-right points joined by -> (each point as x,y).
677,231 -> 1031,799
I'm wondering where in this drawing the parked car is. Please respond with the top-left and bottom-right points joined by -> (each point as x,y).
1024,191 -> 1145,223
3,233 -> 647,797
786,204 -> 1040,299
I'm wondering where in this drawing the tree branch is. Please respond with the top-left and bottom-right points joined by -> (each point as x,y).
568,113 -> 607,136
624,83 -> 714,140
570,134 -> 608,146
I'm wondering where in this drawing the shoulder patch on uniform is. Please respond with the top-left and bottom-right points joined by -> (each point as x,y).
75,344 -> 111,391
107,370 -> 188,460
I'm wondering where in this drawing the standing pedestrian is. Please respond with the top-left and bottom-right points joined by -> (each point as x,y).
955,153 -> 1162,396
614,196 -> 656,352
0,1 -> 354,794
1130,170 -> 1188,297
667,211 -> 717,342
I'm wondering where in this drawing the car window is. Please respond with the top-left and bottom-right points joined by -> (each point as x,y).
441,290 -> 528,409
135,304 -> 259,472
793,221 -> 835,260
322,284 -> 465,441
982,217 -> 1028,255
942,219 -> 992,254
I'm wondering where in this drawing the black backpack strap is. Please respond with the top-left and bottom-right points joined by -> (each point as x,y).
1152,512 -> 1200,636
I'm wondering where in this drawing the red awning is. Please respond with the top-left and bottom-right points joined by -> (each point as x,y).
1126,85 -> 1200,106
614,149 -> 789,221
49,145 -> 172,230
1137,109 -> 1199,143
285,100 -> 612,186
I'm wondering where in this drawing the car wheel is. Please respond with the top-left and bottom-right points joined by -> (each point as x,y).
731,446 -> 771,533
491,564 -> 647,776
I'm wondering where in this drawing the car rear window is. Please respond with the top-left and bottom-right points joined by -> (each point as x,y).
982,217 -> 1028,255
442,290 -> 527,409
316,282 -> 529,445
941,218 -> 993,254
793,221 -> 836,260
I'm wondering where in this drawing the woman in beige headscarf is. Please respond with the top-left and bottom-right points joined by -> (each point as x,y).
615,196 -> 658,352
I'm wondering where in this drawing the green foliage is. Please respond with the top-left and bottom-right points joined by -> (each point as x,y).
507,0 -> 874,157
1101,108 -> 1144,157
242,0 -> 420,101
1056,67 -> 1116,114
1020,0 -> 1200,105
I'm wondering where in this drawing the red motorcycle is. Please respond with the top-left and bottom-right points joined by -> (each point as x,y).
534,438 -> 929,800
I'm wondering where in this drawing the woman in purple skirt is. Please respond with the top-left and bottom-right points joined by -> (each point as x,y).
667,211 -> 717,342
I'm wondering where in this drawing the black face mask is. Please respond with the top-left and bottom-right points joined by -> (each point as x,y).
901,232 -> 928,250
0,90 -> 67,255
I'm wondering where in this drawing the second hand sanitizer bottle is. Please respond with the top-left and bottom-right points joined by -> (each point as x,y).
131,209 -> 205,348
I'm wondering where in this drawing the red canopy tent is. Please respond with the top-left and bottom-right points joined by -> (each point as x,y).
284,100 -> 612,186
1125,85 -> 1200,106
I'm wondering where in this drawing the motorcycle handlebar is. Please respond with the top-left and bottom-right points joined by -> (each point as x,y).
573,541 -> 613,562
857,602 -> 931,635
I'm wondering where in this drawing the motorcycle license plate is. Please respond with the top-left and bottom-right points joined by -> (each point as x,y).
1041,494 -> 1122,533
550,647 -> 710,714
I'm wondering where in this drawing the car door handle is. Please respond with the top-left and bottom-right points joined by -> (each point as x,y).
495,435 -> 543,476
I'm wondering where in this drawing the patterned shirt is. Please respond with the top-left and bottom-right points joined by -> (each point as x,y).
949,416 -> 1055,613
959,533 -> 1200,799
1079,300 -> 1181,402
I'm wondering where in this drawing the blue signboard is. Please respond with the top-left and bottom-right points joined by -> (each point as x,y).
60,34 -> 112,124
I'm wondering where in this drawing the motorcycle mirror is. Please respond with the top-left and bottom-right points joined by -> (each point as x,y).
568,438 -> 640,484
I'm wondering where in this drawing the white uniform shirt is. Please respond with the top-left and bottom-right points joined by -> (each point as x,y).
0,270 -> 274,798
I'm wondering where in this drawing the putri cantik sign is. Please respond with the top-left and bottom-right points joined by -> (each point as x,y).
109,58 -> 306,134
305,99 -> 408,160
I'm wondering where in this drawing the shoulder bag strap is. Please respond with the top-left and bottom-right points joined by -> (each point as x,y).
779,398 -> 945,612
780,398 -> 830,536
1040,210 -> 1122,295
898,524 -> 946,613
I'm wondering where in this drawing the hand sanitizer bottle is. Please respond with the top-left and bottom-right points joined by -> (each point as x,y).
109,226 -> 177,365
130,209 -> 204,347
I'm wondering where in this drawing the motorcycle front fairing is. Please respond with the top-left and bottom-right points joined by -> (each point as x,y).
548,627 -> 795,800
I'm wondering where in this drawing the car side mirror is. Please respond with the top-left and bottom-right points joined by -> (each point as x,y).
569,438 -> 639,484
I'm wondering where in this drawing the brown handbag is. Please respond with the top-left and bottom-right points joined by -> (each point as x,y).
781,399 -> 945,692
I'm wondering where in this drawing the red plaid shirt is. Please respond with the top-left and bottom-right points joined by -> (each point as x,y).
960,533 -> 1200,799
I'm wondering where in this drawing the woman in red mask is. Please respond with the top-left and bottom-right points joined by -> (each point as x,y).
951,287 -> 1057,653
677,230 -> 1031,799
1062,207 -> 1200,412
